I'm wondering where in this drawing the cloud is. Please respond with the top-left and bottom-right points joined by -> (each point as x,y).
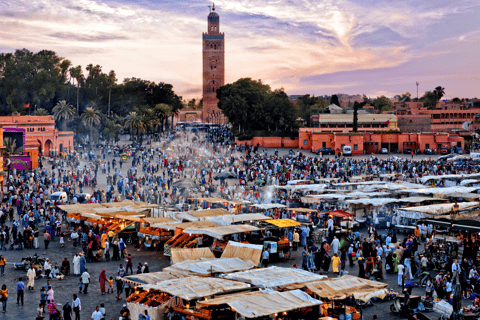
0,0 -> 479,99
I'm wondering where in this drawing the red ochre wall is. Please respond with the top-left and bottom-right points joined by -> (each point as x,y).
235,137 -> 299,148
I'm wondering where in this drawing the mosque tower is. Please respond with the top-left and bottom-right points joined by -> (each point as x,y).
202,3 -> 225,123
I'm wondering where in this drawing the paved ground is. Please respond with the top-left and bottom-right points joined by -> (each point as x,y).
0,136 -> 449,319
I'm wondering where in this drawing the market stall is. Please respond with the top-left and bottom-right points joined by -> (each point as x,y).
127,276 -> 252,320
220,241 -> 263,266
138,217 -> 178,250
122,271 -> 179,286
170,247 -> 215,265
176,208 -> 232,222
196,289 -> 322,319
161,221 -> 220,255
250,219 -> 300,261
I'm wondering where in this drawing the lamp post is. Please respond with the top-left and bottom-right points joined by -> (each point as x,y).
450,202 -> 460,232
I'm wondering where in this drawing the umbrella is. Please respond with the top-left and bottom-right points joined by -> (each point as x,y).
214,172 -> 236,180
255,179 -> 266,184
172,179 -> 197,189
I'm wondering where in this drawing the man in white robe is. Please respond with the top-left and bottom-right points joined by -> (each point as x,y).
73,253 -> 80,275
27,265 -> 36,290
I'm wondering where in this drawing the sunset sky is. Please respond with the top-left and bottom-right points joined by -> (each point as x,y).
1,0 -> 479,100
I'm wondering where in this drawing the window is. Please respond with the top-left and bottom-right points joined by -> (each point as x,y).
212,80 -> 215,84
322,142 -> 326,148
354,144 -> 358,151
425,144 -> 430,149
303,140 -> 308,146
341,144 -> 345,149
214,44 -> 217,50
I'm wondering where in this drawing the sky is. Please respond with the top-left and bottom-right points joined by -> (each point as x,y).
1,0 -> 480,100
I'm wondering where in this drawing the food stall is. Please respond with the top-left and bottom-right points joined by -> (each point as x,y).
160,221 -> 220,255
196,289 -> 322,319
138,217 -> 178,250
183,224 -> 261,257
279,275 -> 389,320
122,271 -> 179,286
176,208 -> 232,222
126,276 -> 252,320
250,219 -> 300,261
220,241 -> 263,267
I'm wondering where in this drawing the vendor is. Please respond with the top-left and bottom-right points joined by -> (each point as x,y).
120,304 -> 130,320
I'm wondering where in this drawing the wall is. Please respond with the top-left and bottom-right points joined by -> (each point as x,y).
397,115 -> 431,133
235,137 -> 299,148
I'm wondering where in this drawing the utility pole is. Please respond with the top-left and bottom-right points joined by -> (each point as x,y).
416,82 -> 419,100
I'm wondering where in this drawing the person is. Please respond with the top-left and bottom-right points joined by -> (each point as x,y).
37,303 -> 45,319
358,257 -> 365,278
292,230 -> 300,251
63,300 -> 72,320
302,247 -> 308,270
136,262 -> 143,274
452,259 -> 460,284
44,231 -> 50,250
50,265 -> 61,279
331,236 -> 340,255
47,299 -> 59,320
120,304 -> 130,320
16,277 -> 24,306
79,253 -> 86,274
72,294 -> 81,320
112,241 -> 120,261
403,288 -> 410,313
0,256 -> 6,276
124,281 -> 131,299
375,256 -> 384,280
397,262 -> 405,286
71,230 -> 79,247
0,284 -> 7,313
332,253 -> 341,274
140,310 -> 150,320
40,287 -> 48,312
426,277 -> 433,300
262,248 -> 270,268
125,253 -> 133,275
47,286 -> 54,304
108,277 -> 114,294
73,253 -> 80,275
115,273 -> 123,300
27,265 -> 36,290
44,259 -> 52,278
99,270 -> 107,295
142,262 -> 149,274
91,306 -> 102,320
81,268 -> 90,294
99,303 -> 106,320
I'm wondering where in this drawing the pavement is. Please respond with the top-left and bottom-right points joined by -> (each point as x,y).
0,136 -> 451,319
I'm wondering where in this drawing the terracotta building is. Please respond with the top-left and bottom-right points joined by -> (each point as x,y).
310,113 -> 398,132
394,101 -> 480,136
0,115 -> 74,159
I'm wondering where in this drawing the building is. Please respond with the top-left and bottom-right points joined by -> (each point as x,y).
394,101 -> 480,136
0,115 -> 74,159
310,113 -> 398,132
298,130 -> 463,155
175,4 -> 227,124
202,4 -> 226,124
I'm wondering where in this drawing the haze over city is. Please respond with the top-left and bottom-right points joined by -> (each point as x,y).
1,0 -> 479,99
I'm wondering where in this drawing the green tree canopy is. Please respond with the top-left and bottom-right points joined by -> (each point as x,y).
217,78 -> 299,134
373,96 -> 393,113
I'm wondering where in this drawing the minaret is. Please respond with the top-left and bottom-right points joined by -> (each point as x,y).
202,3 -> 225,124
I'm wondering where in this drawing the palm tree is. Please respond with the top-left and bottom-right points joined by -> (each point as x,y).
3,137 -> 26,186
154,103 -> 171,132
106,70 -> 117,116
53,100 -> 75,131
33,108 -> 49,116
433,86 -> 445,102
81,106 -> 101,143
124,111 -> 146,142
69,65 -> 83,114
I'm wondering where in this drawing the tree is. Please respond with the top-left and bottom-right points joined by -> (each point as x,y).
330,95 -> 341,107
452,97 -> 461,103
81,106 -> 101,143
217,78 -> 298,134
106,70 -> 117,116
69,65 -> 84,113
433,86 -> 445,102
53,100 -> 75,131
352,101 -> 368,132
373,96 -> 393,113
421,91 -> 437,109
124,111 -> 145,142
398,92 -> 411,102
33,108 -> 49,116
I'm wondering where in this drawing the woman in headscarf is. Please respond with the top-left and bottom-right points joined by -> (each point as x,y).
392,252 -> 399,273
99,270 -> 107,295
385,251 -> 394,274
112,241 -> 120,261
357,257 -> 365,278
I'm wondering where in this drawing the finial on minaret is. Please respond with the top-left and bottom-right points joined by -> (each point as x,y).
212,2 -> 215,11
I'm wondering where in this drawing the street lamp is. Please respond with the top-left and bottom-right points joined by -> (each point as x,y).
450,202 -> 460,230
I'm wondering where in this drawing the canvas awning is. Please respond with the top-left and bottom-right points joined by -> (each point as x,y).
171,247 -> 215,265
221,241 -> 264,266
150,220 -> 219,231
224,266 -> 325,288
206,213 -> 269,225
121,271 -> 178,285
166,258 -> 255,275
142,276 -> 251,300
176,208 -> 232,221
303,275 -> 388,302
142,217 -> 177,225
286,208 -> 318,213
265,219 -> 301,228
251,204 -> 286,209
321,210 -> 354,218
399,202 -> 478,215
197,289 -> 321,318
183,225 -> 260,239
